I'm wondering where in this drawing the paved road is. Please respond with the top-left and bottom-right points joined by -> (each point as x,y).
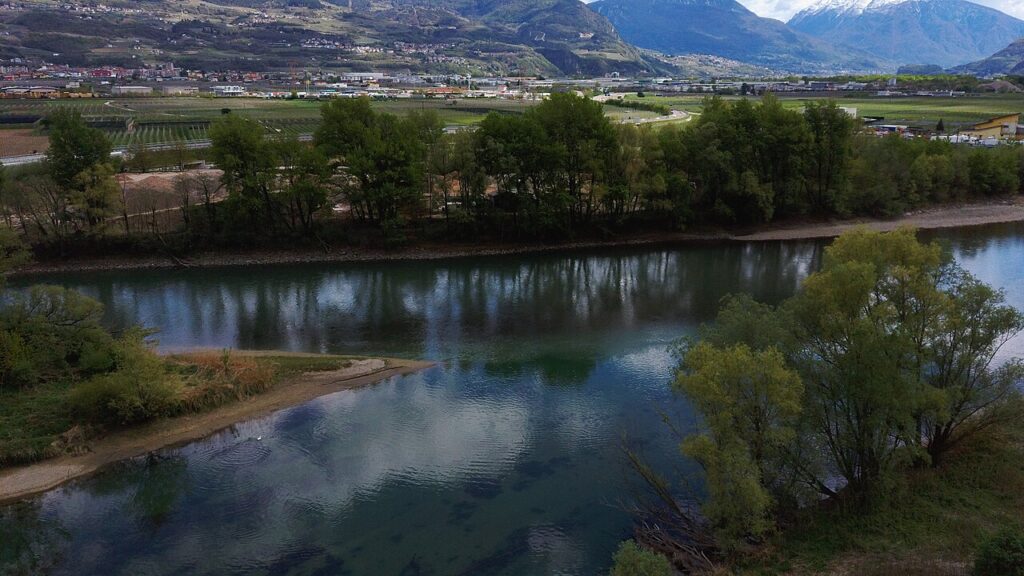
0,134 -> 313,167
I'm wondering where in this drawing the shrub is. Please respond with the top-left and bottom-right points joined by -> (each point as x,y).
975,527 -> 1024,576
176,351 -> 276,413
69,330 -> 180,425
610,540 -> 672,576
0,285 -> 114,387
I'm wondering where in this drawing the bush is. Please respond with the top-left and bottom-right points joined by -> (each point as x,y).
610,540 -> 672,576
69,330 -> 180,425
975,528 -> 1024,576
176,351 -> 276,413
0,285 -> 114,388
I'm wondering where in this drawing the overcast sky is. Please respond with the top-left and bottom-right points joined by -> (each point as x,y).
738,0 -> 1024,21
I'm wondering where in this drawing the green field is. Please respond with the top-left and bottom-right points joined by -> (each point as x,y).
5,93 -> 1018,151
0,97 -> 540,149
624,93 -> 1024,127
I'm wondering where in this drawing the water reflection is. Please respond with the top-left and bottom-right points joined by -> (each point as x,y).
26,242 -> 820,366
3,227 -> 1021,575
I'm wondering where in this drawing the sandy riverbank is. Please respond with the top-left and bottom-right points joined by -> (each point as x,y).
9,199 -> 1024,276
735,198 -> 1024,241
0,354 -> 433,505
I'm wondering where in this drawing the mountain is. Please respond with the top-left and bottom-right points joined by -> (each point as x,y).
789,0 -> 1024,68
0,0 -> 661,76
588,0 -> 887,73
953,38 -> 1024,76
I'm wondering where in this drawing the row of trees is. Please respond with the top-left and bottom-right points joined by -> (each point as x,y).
1,94 -> 1023,255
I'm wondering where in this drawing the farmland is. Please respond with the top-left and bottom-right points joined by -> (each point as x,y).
4,93 -> 1023,156
624,93 -> 1024,127
0,97 -> 541,152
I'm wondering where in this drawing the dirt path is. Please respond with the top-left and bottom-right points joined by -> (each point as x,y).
0,356 -> 433,505
736,199 -> 1024,241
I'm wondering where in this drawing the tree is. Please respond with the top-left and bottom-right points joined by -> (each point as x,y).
126,139 -> 153,173
675,343 -> 802,548
208,115 -> 278,230
0,226 -> 28,282
677,228 -> 1024,515
610,540 -> 672,576
44,109 -> 112,190
275,139 -> 331,235
804,101 -> 854,213
71,163 -> 121,234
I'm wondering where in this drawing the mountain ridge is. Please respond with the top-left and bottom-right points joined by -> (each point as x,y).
789,0 -> 1024,67
589,0 -> 888,73
0,0 -> 662,76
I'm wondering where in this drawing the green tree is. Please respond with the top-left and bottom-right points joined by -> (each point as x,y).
71,163 -> 121,233
0,226 -> 28,281
275,139 -> 331,235
126,139 -> 153,173
610,540 -> 672,576
804,101 -> 854,213
44,109 -> 112,190
678,228 -> 1024,518
208,114 -> 279,230
676,343 -> 802,548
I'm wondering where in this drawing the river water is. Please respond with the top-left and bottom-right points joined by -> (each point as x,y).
2,223 -> 1022,575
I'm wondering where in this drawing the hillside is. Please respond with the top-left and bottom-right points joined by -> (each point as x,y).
0,0 -> 661,76
588,0 -> 887,74
953,38 -> 1024,76
789,0 -> 1024,68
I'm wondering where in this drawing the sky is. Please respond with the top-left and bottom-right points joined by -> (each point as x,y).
741,0 -> 1024,21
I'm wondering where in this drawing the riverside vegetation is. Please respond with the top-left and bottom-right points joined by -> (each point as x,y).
614,229 -> 1024,575
0,230 -> 356,465
1,93 -> 1024,258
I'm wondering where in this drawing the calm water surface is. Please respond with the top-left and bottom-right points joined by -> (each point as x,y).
2,224 -> 1022,576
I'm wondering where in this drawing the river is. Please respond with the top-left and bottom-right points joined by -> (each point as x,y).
2,223 -> 1022,575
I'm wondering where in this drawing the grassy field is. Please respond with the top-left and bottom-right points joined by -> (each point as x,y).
5,93 -> 1021,152
624,93 -> 1024,127
0,97 -> 540,150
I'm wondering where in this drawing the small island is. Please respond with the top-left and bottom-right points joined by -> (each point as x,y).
0,348 -> 431,504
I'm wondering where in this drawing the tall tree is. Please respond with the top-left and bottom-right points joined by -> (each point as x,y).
44,110 -> 112,190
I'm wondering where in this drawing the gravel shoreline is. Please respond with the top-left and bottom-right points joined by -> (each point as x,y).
10,199 -> 1024,276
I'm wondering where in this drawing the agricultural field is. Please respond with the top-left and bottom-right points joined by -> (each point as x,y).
624,93 -> 1024,128
0,97 -> 540,153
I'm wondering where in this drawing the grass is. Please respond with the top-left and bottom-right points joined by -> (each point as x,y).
0,97 -> 540,149
0,352 -> 357,467
740,414 -> 1024,575
0,381 -> 75,466
622,94 -> 1024,127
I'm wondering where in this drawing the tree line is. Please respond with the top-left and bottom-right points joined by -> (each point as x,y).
1,93 -> 1023,255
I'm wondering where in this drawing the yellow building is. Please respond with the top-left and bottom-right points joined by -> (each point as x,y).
963,113 -> 1021,140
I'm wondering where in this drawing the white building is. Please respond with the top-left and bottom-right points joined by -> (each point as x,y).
212,85 -> 246,96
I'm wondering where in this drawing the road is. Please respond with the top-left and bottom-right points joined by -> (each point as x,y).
0,134 -> 314,167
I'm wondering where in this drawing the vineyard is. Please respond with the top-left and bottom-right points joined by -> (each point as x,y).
0,97 -> 539,152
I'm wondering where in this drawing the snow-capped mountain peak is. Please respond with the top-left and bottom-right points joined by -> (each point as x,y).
797,0 -> 911,18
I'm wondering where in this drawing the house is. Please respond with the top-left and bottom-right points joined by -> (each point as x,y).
962,114 -> 1021,141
